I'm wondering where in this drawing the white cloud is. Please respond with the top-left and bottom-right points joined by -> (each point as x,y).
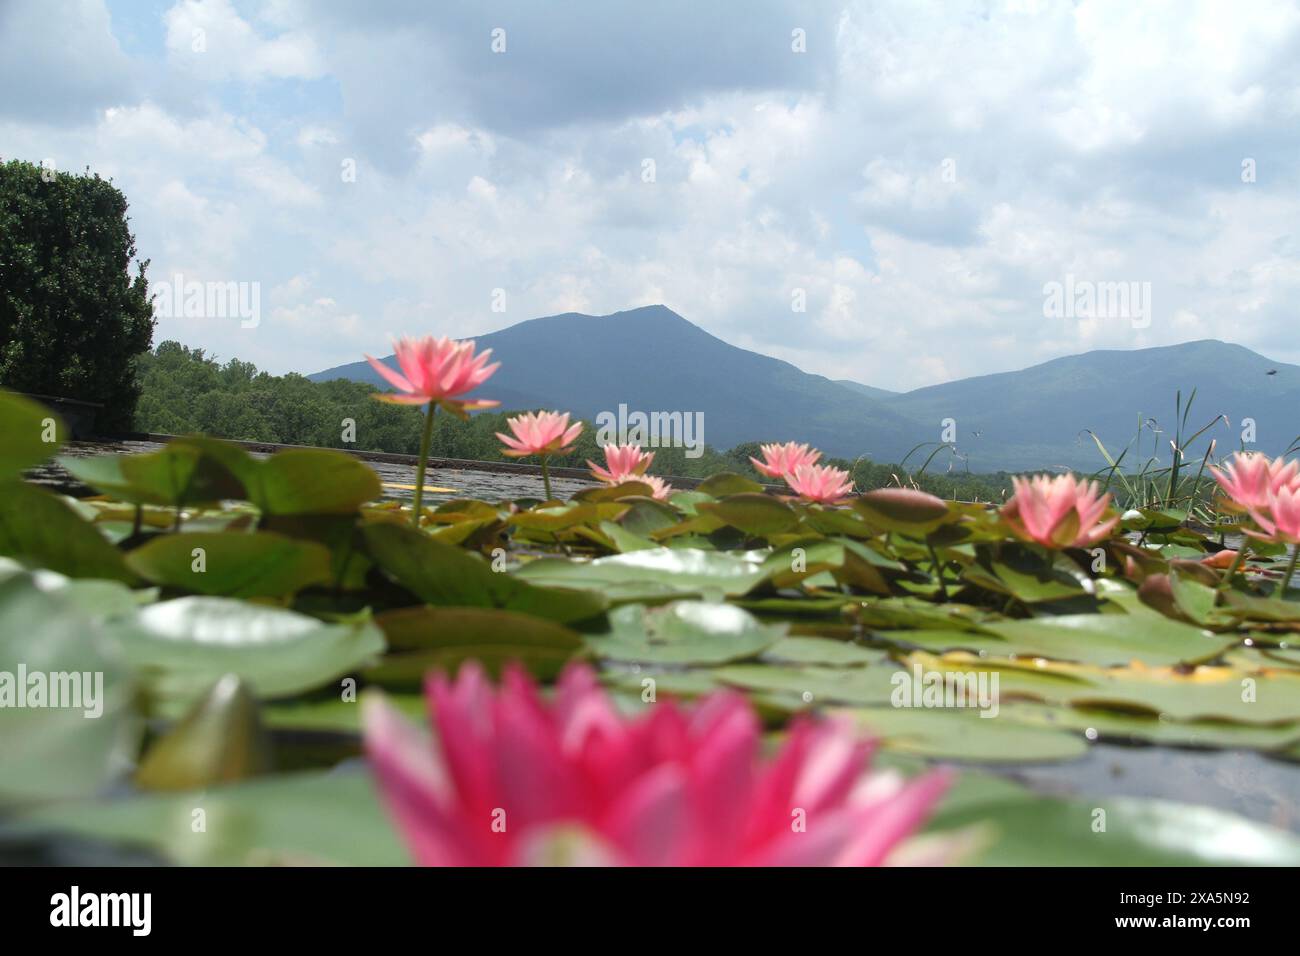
4,0 -> 1300,389
163,0 -> 324,83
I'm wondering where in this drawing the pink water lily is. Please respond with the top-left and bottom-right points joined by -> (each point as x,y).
497,411 -> 583,458
588,444 -> 655,484
365,335 -> 500,417
786,463 -> 854,505
366,334 -> 501,524
1001,474 -> 1118,549
497,410 -> 583,500
641,475 -> 673,501
751,442 -> 821,481
363,663 -> 953,867
1210,452 -> 1300,514
1244,486 -> 1300,545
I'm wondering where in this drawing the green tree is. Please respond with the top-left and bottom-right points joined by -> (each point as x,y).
0,160 -> 155,432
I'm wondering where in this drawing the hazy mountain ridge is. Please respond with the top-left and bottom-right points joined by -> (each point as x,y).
311,306 -> 1297,472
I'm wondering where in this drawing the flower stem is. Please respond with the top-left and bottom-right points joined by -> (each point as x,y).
541,456 -> 553,502
1215,540 -> 1250,596
927,541 -> 949,600
412,402 -> 436,527
1282,545 -> 1300,598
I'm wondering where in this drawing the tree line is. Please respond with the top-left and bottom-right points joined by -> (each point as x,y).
133,341 -> 1015,501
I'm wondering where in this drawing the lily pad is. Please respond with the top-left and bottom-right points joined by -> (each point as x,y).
931,793 -> 1300,866
516,547 -> 769,601
59,443 -> 244,508
839,706 -> 1088,762
695,473 -> 764,496
587,601 -> 784,665
0,571 -> 138,802
107,597 -> 385,707
697,494 -> 799,536
978,614 -> 1236,667
12,769 -> 407,866
0,479 -> 136,583
241,449 -> 382,515
762,636 -> 884,666
369,606 -> 584,683
0,391 -> 65,474
126,531 -> 333,598
363,521 -> 606,623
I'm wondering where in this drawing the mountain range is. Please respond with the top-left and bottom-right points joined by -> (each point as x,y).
310,305 -> 1297,473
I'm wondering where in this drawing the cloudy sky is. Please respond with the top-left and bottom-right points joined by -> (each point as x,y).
3,0 -> 1299,390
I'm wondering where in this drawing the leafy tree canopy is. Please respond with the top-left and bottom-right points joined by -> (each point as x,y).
0,160 -> 155,431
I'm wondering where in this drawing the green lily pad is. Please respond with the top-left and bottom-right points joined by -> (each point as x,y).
0,556 -> 146,618
0,391 -> 65,475
516,547 -> 769,601
108,597 -> 385,707
369,606 -> 584,683
761,538 -> 848,587
839,706 -> 1088,762
0,479 -> 136,583
963,549 -> 1087,603
0,571 -> 138,802
1066,665 -> 1300,724
262,693 -> 427,735
12,769 -> 407,865
587,601 -> 783,665
713,662 -> 904,706
126,531 -> 333,598
239,449 -> 381,515
695,473 -> 764,496
852,596 -> 993,632
1222,590 -> 1300,623
697,493 -> 799,536
594,519 -> 658,553
571,481 -> 654,502
931,793 -> 1300,866
762,636 -> 884,666
1001,701 -> 1300,752
59,443 -> 244,507
508,501 -> 628,531
617,498 -> 682,536
363,521 -> 606,623
978,614 -> 1236,667
921,651 -> 1300,724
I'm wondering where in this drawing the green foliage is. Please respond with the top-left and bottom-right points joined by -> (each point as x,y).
0,160 -> 154,431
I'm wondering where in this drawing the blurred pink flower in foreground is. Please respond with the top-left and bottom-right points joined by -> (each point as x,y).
365,335 -> 500,417
363,663 -> 952,867
496,411 -> 583,458
750,441 -> 821,480
1001,474 -> 1118,549
1210,452 -> 1300,514
786,463 -> 855,504
587,444 -> 655,484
